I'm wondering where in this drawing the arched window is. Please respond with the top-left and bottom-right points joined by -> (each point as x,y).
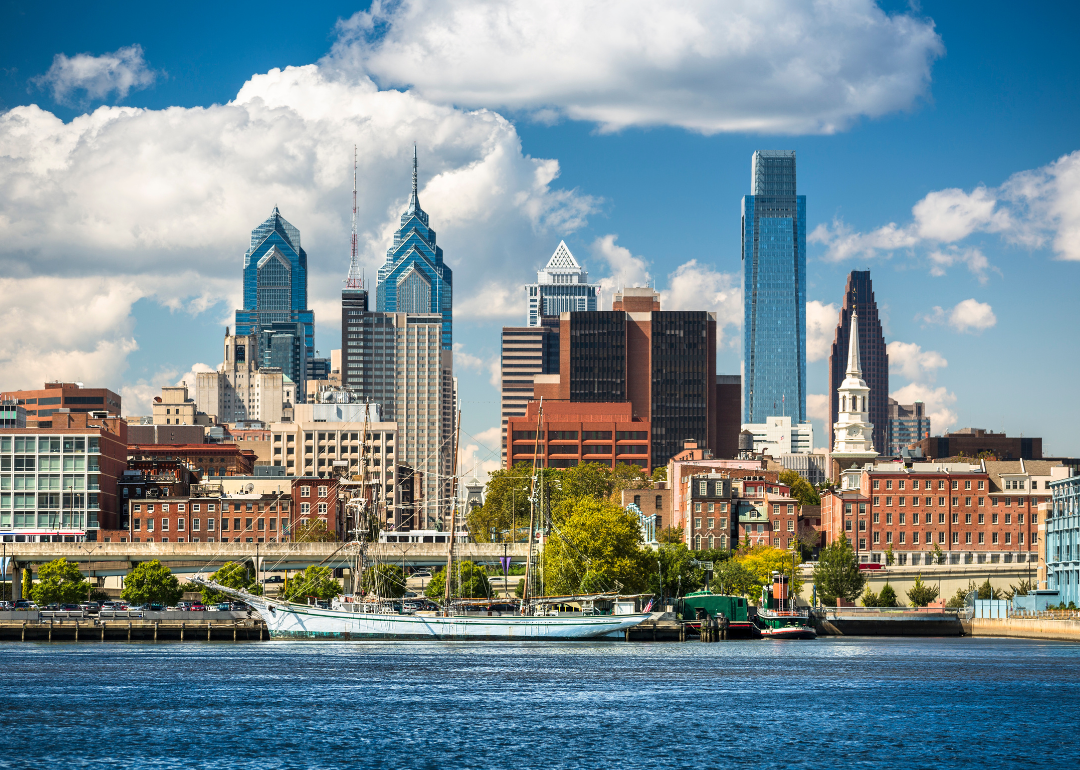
694,534 -> 701,550
708,535 -> 714,549
720,535 -> 727,550
842,396 -> 847,412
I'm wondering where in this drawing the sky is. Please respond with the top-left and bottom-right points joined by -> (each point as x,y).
2,0 -> 1079,481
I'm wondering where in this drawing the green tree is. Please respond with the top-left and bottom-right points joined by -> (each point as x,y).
778,469 -> 821,507
89,588 -> 111,603
861,586 -> 880,607
291,519 -> 337,543
282,565 -> 340,602
561,462 -> 614,501
658,526 -> 684,544
611,463 -> 651,491
945,581 -> 978,609
651,467 -> 667,484
884,544 -> 895,567
812,533 -> 866,606
646,543 -> 704,599
1005,578 -> 1035,599
423,561 -> 491,600
466,462 -> 538,543
30,558 -> 90,606
201,561 -> 263,603
978,579 -> 1003,600
931,542 -> 944,565
877,582 -> 899,608
542,496 -> 649,596
360,564 -> 407,598
710,559 -> 757,598
739,545 -> 805,600
906,574 -> 940,607
120,560 -> 183,607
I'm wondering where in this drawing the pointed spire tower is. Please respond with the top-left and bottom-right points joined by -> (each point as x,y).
345,145 -> 363,289
831,309 -> 878,467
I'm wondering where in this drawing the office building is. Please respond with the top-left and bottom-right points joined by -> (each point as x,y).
714,375 -> 742,460
505,401 -> 651,472
828,271 -> 888,454
525,241 -> 599,326
0,383 -> 122,428
152,384 -> 211,427
1,402 -> 27,429
127,443 -> 257,478
742,150 -> 806,424
499,320 -> 560,463
916,428 -> 1042,461
1047,469 -> 1080,607
886,399 -> 930,456
741,415 -> 814,457
195,330 -> 296,425
375,148 -> 453,350
234,207 -> 315,395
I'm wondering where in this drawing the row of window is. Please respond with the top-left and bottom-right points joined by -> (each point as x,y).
131,510 -> 324,532
0,437 -> 100,453
867,496 -> 1031,508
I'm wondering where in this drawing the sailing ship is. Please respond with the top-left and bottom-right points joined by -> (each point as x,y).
194,400 -> 653,640
754,570 -> 817,640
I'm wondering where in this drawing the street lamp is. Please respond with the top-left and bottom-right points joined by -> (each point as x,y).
80,544 -> 102,600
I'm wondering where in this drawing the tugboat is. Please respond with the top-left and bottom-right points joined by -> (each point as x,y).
755,571 -> 817,640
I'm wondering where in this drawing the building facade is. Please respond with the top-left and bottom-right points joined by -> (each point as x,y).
714,375 -> 742,460
1047,470 -> 1080,607
152,384 -> 212,427
828,271 -> 888,454
742,150 -> 806,425
195,330 -> 296,425
499,321 -> 561,463
0,383 -> 122,428
375,148 -> 453,351
916,428 -> 1042,461
741,415 -> 814,457
886,399 -> 930,456
525,241 -> 599,326
127,443 -> 257,478
340,286 -> 369,396
505,401 -> 651,472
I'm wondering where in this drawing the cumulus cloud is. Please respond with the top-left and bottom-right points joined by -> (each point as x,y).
332,0 -> 943,134
890,382 -> 957,434
887,341 -> 947,382
810,150 -> 1080,275
452,343 -> 500,387
918,299 -> 997,334
457,425 -> 503,487
456,282 -> 523,321
0,64 -> 598,393
31,44 -> 159,104
886,340 -> 956,433
591,234 -> 652,298
807,393 -> 830,424
660,260 -> 741,347
806,300 -> 839,362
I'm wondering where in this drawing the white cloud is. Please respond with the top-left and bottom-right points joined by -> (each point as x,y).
591,234 -> 651,298
333,0 -> 943,135
455,282 -> 523,321
457,425 -> 503,487
452,343 -> 500,387
807,393 -> 830,424
811,150 -> 1080,274
890,382 -> 957,434
31,44 -> 159,104
660,260 -> 741,347
918,299 -> 996,334
887,341 -> 947,382
0,64 -> 598,395
806,300 -> 839,362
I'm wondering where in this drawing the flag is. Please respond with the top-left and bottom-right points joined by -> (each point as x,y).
643,599 -> 653,613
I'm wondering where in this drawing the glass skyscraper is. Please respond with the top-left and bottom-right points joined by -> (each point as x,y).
376,148 -> 453,350
235,207 -> 315,397
742,150 -> 806,424
525,241 -> 599,326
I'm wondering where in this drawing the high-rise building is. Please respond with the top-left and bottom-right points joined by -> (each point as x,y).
499,320 -> 560,463
0,383 -> 121,428
828,271 -> 888,454
341,286 -> 369,396
830,309 -> 878,476
742,150 -> 806,424
195,330 -> 297,425
234,207 -> 315,396
886,398 -> 930,456
525,241 -> 599,326
376,147 -> 453,351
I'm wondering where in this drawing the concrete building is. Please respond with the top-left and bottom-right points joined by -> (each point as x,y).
195,330 -> 296,425
886,399 -> 930,456
1,401 -> 27,429
781,452 -> 829,485
152,384 -> 211,427
526,241 -> 599,326
916,428 -> 1042,461
0,383 -> 122,428
714,375 -> 742,460
741,415 -> 814,457
828,271 -> 889,454
506,401 -> 651,472
1047,470 -> 1080,607
127,443 -> 257,478
499,321 -> 560,463
1,411 -> 128,541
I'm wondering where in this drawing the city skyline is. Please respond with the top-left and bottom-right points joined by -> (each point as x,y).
2,2 -> 1080,475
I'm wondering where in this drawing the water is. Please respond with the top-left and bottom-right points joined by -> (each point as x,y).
1,637 -> 1078,769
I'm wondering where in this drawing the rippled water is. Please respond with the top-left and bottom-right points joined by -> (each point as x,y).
1,637 -> 1078,769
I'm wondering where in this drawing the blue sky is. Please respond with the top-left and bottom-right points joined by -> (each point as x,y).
2,0 -> 1079,475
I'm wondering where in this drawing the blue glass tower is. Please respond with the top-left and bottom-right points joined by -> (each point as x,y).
376,147 -> 453,350
742,150 -> 806,424
235,206 -> 315,395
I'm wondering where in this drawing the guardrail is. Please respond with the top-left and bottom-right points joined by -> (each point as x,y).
98,610 -> 145,620
39,611 -> 87,620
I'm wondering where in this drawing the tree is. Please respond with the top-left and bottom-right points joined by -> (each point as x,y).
282,565 -> 340,602
739,545 -> 805,600
884,544 -> 895,567
978,579 -> 1003,600
651,467 -> 667,484
361,564 -> 406,598
31,558 -> 90,606
120,560 -> 183,607
778,469 -> 821,507
1005,579 -> 1035,599
646,543 -> 704,600
861,587 -> 879,607
561,462 -> 614,501
89,588 -> 111,603
291,519 -> 337,543
812,533 -> 866,606
945,580 -> 978,609
466,462 -> 538,543
906,574 -> 940,607
610,463 -> 651,491
658,526 -> 684,544
542,497 -> 649,596
711,559 -> 757,598
931,542 -> 944,565
877,583 -> 899,608
200,561 -> 263,603
424,561 -> 491,600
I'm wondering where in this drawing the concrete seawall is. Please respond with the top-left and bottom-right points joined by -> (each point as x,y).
972,617 -> 1080,642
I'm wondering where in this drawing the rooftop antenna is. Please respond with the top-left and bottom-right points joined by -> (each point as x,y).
344,144 -> 363,289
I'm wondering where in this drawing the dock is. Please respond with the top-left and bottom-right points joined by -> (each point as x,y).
0,616 -> 267,642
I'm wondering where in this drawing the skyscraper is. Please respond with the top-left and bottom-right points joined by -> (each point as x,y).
742,150 -> 806,424
235,207 -> 315,397
376,147 -> 453,350
525,241 -> 599,326
828,271 -> 888,454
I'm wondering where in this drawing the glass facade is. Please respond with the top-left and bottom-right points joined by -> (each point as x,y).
526,241 -> 598,326
650,312 -> 711,468
0,434 -> 101,538
235,207 -> 315,394
375,150 -> 453,350
1048,476 -> 1080,607
742,150 -> 806,424
568,312 -> 626,402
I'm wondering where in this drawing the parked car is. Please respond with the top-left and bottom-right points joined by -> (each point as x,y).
215,603 -> 231,612
60,604 -> 83,612
0,601 -> 13,611
99,601 -> 125,612
80,602 -> 101,614
190,603 -> 206,612
148,603 -> 165,612
13,600 -> 37,611
412,570 -> 432,579
176,601 -> 193,611
264,576 -> 284,584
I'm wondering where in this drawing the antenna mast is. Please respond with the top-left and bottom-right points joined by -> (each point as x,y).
345,145 -> 363,289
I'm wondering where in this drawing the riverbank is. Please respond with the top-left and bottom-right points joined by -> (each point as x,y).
971,617 -> 1080,642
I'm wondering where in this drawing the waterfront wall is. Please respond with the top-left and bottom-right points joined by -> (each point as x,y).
798,562 -> 1038,606
972,617 -> 1080,642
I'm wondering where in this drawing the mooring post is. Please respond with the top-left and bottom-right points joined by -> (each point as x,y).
127,622 -> 132,641
49,620 -> 53,642
154,622 -> 158,642
207,622 -> 212,641
74,621 -> 79,642
21,621 -> 26,642
101,622 -> 106,641
679,623 -> 685,642
180,622 -> 185,642
233,625 -> 237,642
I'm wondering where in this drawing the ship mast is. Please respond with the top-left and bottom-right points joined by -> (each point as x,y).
521,399 -> 544,613
443,410 -> 462,607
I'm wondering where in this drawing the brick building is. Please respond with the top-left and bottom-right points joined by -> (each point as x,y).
127,444 -> 257,478
0,383 -> 122,428
916,428 -> 1042,461
505,401 -> 650,472
619,485 -> 672,531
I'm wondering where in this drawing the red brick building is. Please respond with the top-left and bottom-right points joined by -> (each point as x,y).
127,444 -> 257,477
506,401 -> 651,472
0,382 -> 122,428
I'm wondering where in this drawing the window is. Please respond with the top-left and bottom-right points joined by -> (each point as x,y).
221,518 -> 229,531
965,497 -> 971,507
257,518 -> 264,531
859,503 -> 867,515
301,502 -> 310,515
699,482 -> 707,495
992,514 -> 998,524
898,480 -> 905,490
886,513 -> 893,524
177,518 -> 185,531
707,517 -> 715,529
965,480 -> 971,490
773,504 -> 780,515
773,519 -> 780,531
147,519 -> 154,532
978,497 -> 984,507
845,520 -> 852,532
873,532 -> 880,543
192,518 -> 200,531
301,486 -> 311,497
978,532 -> 985,544
694,535 -> 701,550
912,513 -> 920,525
318,486 -> 328,497
655,496 -> 663,510
788,520 -> 794,532
978,480 -> 985,490
693,518 -> 702,531
873,497 -> 880,506
162,504 -> 170,513
899,497 -> 906,507
952,532 -> 959,544
207,518 -> 215,531
885,532 -> 893,543
899,513 -> 906,525
886,480 -> 892,490
245,518 -> 253,531
899,532 -> 905,544
318,502 -> 327,515
966,532 -> 972,544
1019,532 -> 1025,544
951,480 -> 958,490
774,537 -> 780,547
873,512 -> 879,524
979,513 -> 985,524
1018,514 -> 1024,524
134,518 -> 141,531
912,480 -> 920,491
270,518 -> 277,531
694,503 -> 702,513
886,497 -> 892,507
966,513 -> 972,524
938,480 -> 945,490
1004,533 -> 1011,545
873,480 -> 880,490
912,532 -> 919,544
707,503 -> 715,513
949,497 -> 956,506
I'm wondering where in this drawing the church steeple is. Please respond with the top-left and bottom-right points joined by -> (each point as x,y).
846,309 -> 862,377
832,308 -> 877,459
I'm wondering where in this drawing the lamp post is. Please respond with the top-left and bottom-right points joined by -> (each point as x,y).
80,545 -> 102,601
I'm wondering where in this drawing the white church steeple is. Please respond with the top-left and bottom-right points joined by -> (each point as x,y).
832,310 -> 878,459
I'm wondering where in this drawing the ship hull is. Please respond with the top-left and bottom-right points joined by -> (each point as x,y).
252,599 -> 651,641
759,624 -> 817,640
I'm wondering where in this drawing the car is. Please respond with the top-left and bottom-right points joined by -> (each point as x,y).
264,576 -> 284,584
215,603 -> 231,612
148,603 -> 165,611
176,601 -> 193,611
0,601 -> 12,611
13,600 -> 37,611
228,602 -> 249,611
80,602 -> 101,614
60,604 -> 83,612
412,571 -> 432,579
99,601 -> 124,612
403,591 -> 418,598
190,603 -> 206,612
